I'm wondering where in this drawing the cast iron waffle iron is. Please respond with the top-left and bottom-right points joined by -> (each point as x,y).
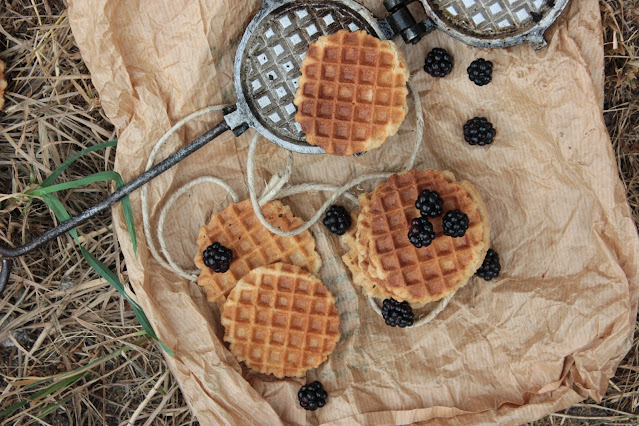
0,0 -> 570,289
420,0 -> 570,48
224,0 -> 571,153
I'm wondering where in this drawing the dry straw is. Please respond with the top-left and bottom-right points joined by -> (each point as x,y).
0,0 -> 637,424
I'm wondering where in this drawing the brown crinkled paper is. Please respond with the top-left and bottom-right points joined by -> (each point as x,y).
67,0 -> 639,424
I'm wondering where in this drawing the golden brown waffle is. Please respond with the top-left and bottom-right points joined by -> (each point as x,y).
355,193 -> 395,283
293,30 -> 409,156
349,170 -> 490,306
194,200 -> 321,304
342,210 -> 391,300
0,59 -> 7,110
221,263 -> 340,378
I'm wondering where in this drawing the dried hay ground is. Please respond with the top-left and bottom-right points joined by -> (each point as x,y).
0,0 -> 637,425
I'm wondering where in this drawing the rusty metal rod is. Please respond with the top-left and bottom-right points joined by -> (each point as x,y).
0,120 -> 231,291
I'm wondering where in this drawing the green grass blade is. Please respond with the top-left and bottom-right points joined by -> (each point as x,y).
41,194 -> 78,241
42,139 -> 136,255
35,170 -> 137,255
30,171 -> 122,196
79,246 -> 171,356
0,400 -> 29,419
29,372 -> 87,402
37,394 -> 75,418
111,173 -> 137,256
157,341 -> 173,356
0,373 -> 86,418
78,245 -> 140,310
18,341 -> 139,389
41,140 -> 117,187
40,194 -> 170,356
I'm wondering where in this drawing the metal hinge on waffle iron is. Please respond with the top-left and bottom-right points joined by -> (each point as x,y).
378,0 -> 435,45
223,105 -> 249,137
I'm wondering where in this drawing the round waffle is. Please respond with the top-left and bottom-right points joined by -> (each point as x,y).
194,200 -> 321,305
0,59 -> 7,110
341,209 -> 391,300
293,30 -> 409,156
221,263 -> 341,378
346,170 -> 490,306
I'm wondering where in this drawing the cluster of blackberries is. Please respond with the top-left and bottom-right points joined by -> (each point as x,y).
298,381 -> 328,411
415,189 -> 444,218
408,189 -> 469,248
467,58 -> 493,86
408,217 -> 435,248
424,48 -> 493,86
423,48 -> 454,77
424,48 -> 497,146
381,298 -> 415,327
323,205 -> 351,235
442,209 -> 469,238
475,248 -> 501,280
202,242 -> 233,273
464,117 -> 496,146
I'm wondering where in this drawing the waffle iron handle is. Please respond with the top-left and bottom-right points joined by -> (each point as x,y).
0,120 -> 231,293
379,0 -> 436,45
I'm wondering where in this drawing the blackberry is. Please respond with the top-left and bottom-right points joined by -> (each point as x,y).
475,249 -> 501,280
202,242 -> 233,273
298,381 -> 328,411
467,58 -> 493,86
415,189 -> 444,218
423,48 -> 454,77
323,205 -> 352,235
407,217 -> 435,248
463,117 -> 496,146
381,298 -> 414,327
442,209 -> 469,238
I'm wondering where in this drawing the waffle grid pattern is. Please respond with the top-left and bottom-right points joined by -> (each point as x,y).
355,193 -> 408,299
242,3 -> 371,143
195,200 -> 321,303
364,170 -> 486,303
222,263 -> 340,378
342,209 -> 396,300
294,30 -> 408,155
432,0 -> 549,34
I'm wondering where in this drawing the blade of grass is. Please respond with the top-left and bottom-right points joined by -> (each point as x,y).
0,399 -> 29,418
37,394 -> 75,419
29,170 -> 123,196
0,372 -> 87,418
11,334 -> 146,387
39,194 -> 171,356
31,171 -> 137,254
41,140 -> 117,187
29,372 -> 87,402
112,172 -> 138,256
41,194 -> 78,240
79,247 -> 150,330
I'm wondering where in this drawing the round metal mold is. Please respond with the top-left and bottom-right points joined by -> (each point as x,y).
231,0 -> 386,154
421,0 -> 571,49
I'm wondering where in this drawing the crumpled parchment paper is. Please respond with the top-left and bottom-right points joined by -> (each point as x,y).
67,0 -> 639,424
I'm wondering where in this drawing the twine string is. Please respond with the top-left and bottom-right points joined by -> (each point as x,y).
140,80 -> 445,325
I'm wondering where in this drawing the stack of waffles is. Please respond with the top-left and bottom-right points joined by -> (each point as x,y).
343,169 -> 491,307
194,200 -> 340,377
